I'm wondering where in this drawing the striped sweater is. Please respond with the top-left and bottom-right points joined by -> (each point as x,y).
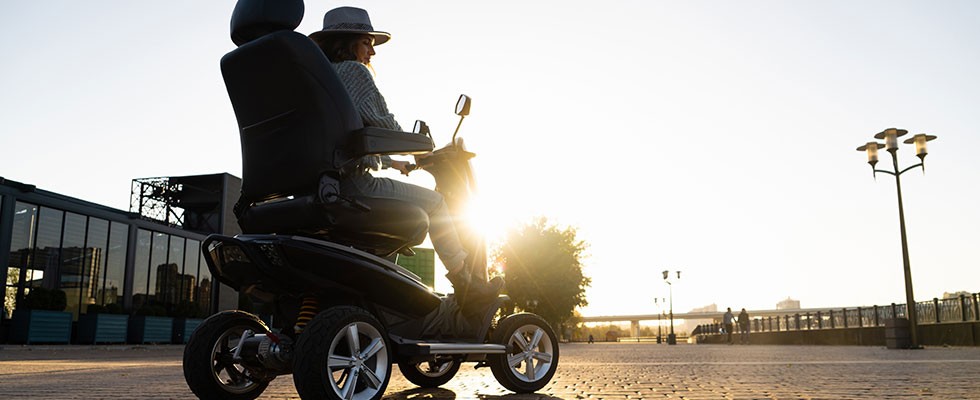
333,61 -> 400,172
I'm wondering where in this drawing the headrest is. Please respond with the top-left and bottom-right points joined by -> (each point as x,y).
230,0 -> 305,46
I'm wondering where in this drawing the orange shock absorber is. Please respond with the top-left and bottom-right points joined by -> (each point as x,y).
293,296 -> 319,334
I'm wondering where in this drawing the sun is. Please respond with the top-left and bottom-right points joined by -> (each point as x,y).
460,195 -> 509,245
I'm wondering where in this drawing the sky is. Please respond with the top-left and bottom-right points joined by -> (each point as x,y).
2,0 -> 979,319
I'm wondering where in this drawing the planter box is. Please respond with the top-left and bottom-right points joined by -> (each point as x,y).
77,314 -> 129,344
128,316 -> 174,344
10,309 -> 72,344
172,318 -> 204,344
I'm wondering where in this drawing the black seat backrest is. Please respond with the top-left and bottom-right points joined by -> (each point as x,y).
220,0 -> 435,255
221,0 -> 362,205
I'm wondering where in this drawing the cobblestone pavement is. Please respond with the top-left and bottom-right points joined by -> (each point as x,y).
2,342 -> 980,399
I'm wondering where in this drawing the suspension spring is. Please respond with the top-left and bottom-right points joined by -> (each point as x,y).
293,295 -> 319,334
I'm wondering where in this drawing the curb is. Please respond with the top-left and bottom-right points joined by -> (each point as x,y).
0,344 -> 185,352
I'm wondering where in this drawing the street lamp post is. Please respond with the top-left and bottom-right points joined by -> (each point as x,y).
856,128 -> 937,350
654,297 -> 665,344
662,270 -> 681,345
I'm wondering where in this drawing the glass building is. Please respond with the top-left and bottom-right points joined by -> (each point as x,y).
1,174 -> 242,343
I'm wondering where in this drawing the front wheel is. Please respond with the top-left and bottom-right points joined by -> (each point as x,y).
182,311 -> 272,400
397,357 -> 461,388
293,306 -> 392,400
488,313 -> 559,393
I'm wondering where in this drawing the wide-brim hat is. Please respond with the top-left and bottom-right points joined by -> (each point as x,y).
309,6 -> 390,45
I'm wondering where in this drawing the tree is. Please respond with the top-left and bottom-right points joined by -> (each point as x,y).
5,269 -> 18,318
493,217 -> 590,330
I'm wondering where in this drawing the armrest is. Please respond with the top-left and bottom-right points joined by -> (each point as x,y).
349,126 -> 434,158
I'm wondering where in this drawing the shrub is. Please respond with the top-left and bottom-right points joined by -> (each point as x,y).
87,302 -> 126,315
172,302 -> 203,318
48,289 -> 67,312
105,302 -> 125,314
86,304 -> 107,314
21,287 -> 67,311
135,304 -> 168,317
22,287 -> 50,310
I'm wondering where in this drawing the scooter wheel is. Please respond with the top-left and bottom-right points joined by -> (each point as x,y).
293,306 -> 392,400
397,357 -> 461,388
182,310 -> 272,400
488,313 -> 560,393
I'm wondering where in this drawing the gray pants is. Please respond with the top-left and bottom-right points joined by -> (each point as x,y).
341,172 -> 467,272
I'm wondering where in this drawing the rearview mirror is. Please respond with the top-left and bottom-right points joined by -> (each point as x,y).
413,120 -> 430,137
455,94 -> 471,117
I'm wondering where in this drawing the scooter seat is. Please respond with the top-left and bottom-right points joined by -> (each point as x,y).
238,195 -> 428,255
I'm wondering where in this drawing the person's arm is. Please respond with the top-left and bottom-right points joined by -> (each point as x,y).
333,61 -> 402,131
335,61 -> 418,173
390,160 -> 414,175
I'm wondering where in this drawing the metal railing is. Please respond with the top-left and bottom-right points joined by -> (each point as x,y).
697,293 -> 979,335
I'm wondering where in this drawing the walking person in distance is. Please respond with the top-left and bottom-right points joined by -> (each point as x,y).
723,307 -> 735,344
738,308 -> 750,344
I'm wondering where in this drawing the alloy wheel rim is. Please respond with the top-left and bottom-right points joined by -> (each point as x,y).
506,324 -> 555,383
327,321 -> 389,400
415,359 -> 454,377
210,327 -> 261,394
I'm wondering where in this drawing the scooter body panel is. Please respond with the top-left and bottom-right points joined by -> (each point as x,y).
204,234 -> 443,322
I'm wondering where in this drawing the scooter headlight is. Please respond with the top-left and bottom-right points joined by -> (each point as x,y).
208,241 -> 249,273
258,243 -> 287,267
221,244 -> 249,264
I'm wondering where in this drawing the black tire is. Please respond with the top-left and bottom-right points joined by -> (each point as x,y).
183,310 -> 272,400
293,306 -> 393,400
488,313 -> 560,393
397,358 -> 461,388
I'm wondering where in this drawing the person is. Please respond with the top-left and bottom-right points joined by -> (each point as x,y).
738,308 -> 750,344
308,7 -> 501,302
722,307 -> 735,344
588,334 -> 595,344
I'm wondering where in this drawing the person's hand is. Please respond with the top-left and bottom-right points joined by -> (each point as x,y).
390,160 -> 412,175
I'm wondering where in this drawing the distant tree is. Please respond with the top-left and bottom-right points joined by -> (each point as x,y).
493,217 -> 590,330
5,269 -> 17,318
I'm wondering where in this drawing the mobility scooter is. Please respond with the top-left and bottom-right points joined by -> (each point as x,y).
181,1 -> 559,399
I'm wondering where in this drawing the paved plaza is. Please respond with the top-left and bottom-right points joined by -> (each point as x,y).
2,342 -> 980,399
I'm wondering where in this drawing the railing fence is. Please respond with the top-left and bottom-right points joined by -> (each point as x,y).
700,293 -> 979,335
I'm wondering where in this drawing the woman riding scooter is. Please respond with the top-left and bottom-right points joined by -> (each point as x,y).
308,6 -> 502,303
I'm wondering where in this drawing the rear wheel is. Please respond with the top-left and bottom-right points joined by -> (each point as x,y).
397,357 -> 461,388
293,306 -> 392,400
488,313 -> 559,393
182,311 -> 272,400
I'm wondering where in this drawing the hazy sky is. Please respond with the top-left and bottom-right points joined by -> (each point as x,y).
2,1 -> 979,318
